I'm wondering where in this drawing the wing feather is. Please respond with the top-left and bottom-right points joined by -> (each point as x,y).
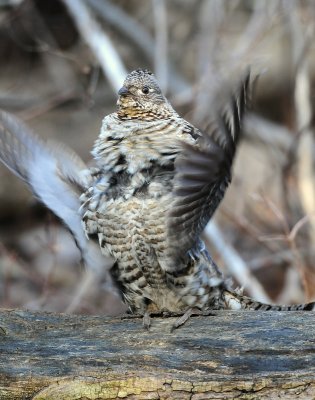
167,72 -> 251,258
0,110 -> 105,271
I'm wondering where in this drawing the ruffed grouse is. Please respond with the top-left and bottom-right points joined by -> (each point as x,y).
0,69 -> 314,328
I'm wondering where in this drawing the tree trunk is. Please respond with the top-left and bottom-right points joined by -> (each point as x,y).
0,309 -> 314,399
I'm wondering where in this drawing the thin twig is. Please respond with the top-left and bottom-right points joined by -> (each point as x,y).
221,207 -> 286,254
23,1 -> 79,96
275,266 -> 305,304
87,0 -> 189,93
65,268 -> 97,313
248,250 -> 293,271
258,194 -> 312,300
17,89 -> 78,121
244,113 -> 293,154
62,0 -> 127,92
231,1 -> 282,63
203,221 -> 272,303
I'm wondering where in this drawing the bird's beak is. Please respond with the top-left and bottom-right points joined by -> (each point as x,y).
118,86 -> 129,96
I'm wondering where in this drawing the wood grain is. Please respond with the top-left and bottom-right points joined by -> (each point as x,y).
0,309 -> 314,399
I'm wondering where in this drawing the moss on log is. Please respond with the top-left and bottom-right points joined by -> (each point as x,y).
0,309 -> 314,399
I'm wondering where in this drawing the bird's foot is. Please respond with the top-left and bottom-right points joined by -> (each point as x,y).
120,308 -> 216,330
171,307 -> 200,331
171,308 -> 217,331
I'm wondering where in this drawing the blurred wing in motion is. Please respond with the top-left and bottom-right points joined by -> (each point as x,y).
168,72 -> 251,259
0,110 -> 105,270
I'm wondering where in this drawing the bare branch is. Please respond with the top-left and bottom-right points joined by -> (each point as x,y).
193,0 -> 225,122
203,221 -> 272,303
65,268 -> 99,313
288,215 -> 312,242
276,266 -> 305,304
249,250 -> 293,271
62,0 -> 127,92
87,0 -> 189,93
152,0 -> 168,92
288,2 -> 315,254
244,113 -> 293,154
231,1 -> 282,62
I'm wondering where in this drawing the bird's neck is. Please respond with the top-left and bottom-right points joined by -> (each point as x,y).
117,101 -> 176,121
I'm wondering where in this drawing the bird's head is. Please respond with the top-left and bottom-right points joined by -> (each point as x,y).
117,69 -> 171,120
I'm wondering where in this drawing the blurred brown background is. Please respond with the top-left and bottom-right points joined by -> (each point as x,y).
0,0 -> 315,315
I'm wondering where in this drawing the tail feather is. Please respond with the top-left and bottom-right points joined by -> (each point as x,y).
222,289 -> 315,311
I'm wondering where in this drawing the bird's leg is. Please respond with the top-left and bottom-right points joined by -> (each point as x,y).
170,308 -> 218,331
142,311 -> 151,330
171,307 -> 201,331
119,311 -> 151,330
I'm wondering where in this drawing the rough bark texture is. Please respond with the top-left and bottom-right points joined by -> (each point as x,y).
0,309 -> 314,399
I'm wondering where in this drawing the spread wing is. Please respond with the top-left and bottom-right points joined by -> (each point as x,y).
0,110 -> 105,271
167,72 -> 251,258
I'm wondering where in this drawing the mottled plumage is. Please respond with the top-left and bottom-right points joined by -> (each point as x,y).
0,68 -> 314,327
81,69 -> 226,317
79,68 -> 315,322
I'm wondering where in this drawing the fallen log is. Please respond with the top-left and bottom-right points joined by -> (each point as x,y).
0,309 -> 314,399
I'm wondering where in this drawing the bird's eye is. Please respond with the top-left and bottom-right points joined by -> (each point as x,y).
142,86 -> 150,94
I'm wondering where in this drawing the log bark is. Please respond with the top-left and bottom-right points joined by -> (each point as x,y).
0,309 -> 315,399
